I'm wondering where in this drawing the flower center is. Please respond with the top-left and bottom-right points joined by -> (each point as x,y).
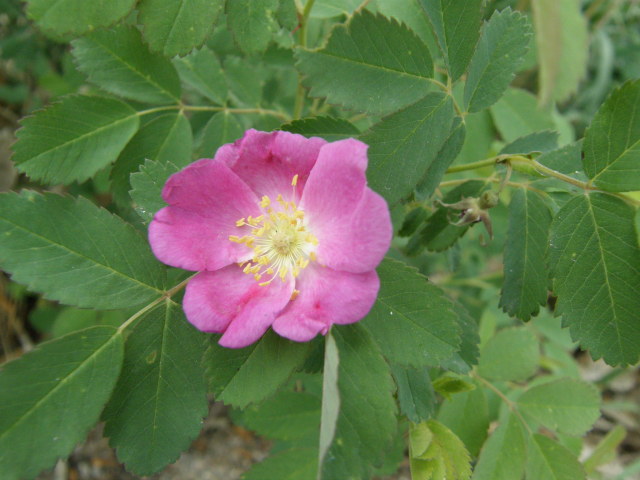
229,175 -> 318,294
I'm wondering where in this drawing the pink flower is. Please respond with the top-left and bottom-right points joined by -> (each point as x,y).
148,129 -> 392,348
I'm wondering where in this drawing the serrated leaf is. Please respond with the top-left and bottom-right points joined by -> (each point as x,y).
420,0 -> 483,81
205,329 -> 311,408
531,0 -> 588,105
364,258 -> 460,367
139,0 -> 223,57
0,326 -> 124,480
319,324 -> 397,480
102,300 -> 208,475
281,116 -> 360,142
464,9 -> 532,113
12,95 -> 139,185
224,56 -> 266,107
0,191 -> 165,309
72,26 -> 181,104
363,92 -> 455,205
111,112 -> 192,207
409,420 -> 472,480
472,413 -> 526,480
477,327 -> 539,381
437,385 -> 489,457
416,116 -> 466,200
499,189 -> 553,320
583,80 -> 640,192
526,434 -> 586,480
490,88 -> 556,143
227,0 -> 280,54
391,364 -> 435,423
517,378 -> 600,436
548,193 -> 640,365
174,46 -> 228,104
26,0 -> 135,37
130,159 -> 183,222
440,302 -> 481,374
243,447 -> 317,480
499,130 -> 559,155
296,10 -> 433,115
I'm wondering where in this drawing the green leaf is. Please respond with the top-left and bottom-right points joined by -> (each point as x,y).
391,364 -> 435,423
432,374 -> 476,398
205,330 -> 311,408
464,9 -> 532,113
51,307 -> 125,338
241,390 -> 320,441
311,0 -> 362,18
26,0 -> 135,37
583,80 -> 640,192
195,111 -> 245,158
319,324 -> 397,480
415,116 -> 466,200
111,112 -> 192,207
517,378 -> 600,436
499,189 -> 553,320
440,302 -> 481,374
71,26 -> 181,104
548,193 -> 640,366
437,385 -> 489,457
130,159 -> 183,222
419,0 -> 483,81
102,300 -> 208,475
281,116 -> 360,142
490,88 -> 556,143
12,95 -> 139,185
173,46 -> 228,104
531,0 -> 588,104
243,447 -> 317,480
583,425 -> 626,474
409,420 -> 472,480
526,434 -> 586,480
363,92 -> 455,205
364,258 -> 461,367
295,10 -> 434,115
472,413 -> 527,480
499,130 -> 559,155
0,326 -> 124,480
0,191 -> 165,309
227,0 -> 280,54
537,141 -> 584,176
477,327 -> 539,381
138,0 -> 223,57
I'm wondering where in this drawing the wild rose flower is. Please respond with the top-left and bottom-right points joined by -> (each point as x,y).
149,129 -> 392,348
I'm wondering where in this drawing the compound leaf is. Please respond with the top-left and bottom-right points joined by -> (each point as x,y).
526,434 -> 586,480
477,327 -> 539,381
472,413 -> 526,480
227,0 -> 280,54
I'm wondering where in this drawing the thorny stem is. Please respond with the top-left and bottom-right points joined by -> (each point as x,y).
117,274 -> 197,333
292,0 -> 316,120
136,104 -> 290,122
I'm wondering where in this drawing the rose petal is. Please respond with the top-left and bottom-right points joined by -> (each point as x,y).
183,267 -> 294,348
217,129 -> 326,201
272,265 -> 380,342
149,159 -> 261,271
301,139 -> 391,273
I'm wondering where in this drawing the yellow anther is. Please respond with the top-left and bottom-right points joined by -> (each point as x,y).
259,281 -> 271,287
279,267 -> 288,280
266,268 -> 274,275
243,264 -> 252,274
229,235 -> 242,243
292,174 -> 299,186
250,265 -> 261,274
295,210 -> 304,219
235,218 -> 245,227
290,289 -> 300,300
254,273 -> 262,281
260,196 -> 271,208
310,251 -> 317,261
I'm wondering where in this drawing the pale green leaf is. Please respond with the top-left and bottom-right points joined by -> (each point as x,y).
102,301 -> 208,475
71,26 -> 181,104
410,420 -> 472,480
472,413 -> 527,480
318,332 -> 340,472
490,88 -> 556,143
517,378 -> 600,436
0,327 -> 124,480
174,46 -> 228,104
281,116 -> 360,142
464,9 -> 532,113
26,0 -> 135,37
227,0 -> 280,54
537,141 -> 584,176
111,112 -> 192,206
477,327 -> 539,381
499,131 -> 559,155
243,447 -> 317,480
531,0 -> 588,104
139,0 -> 223,57
310,0 -> 361,18
583,425 -> 626,474
295,10 -> 434,115
420,0 -> 483,81
12,95 -> 139,185
363,92 -> 455,205
0,191 -> 165,309
195,111 -> 245,158
205,330 -> 312,408
548,193 -> 640,365
437,385 -> 489,457
583,80 -> 640,192
499,189 -> 553,320
364,258 -> 461,367
391,364 -> 435,423
526,434 -> 586,480
319,324 -> 397,480
130,159 -> 183,222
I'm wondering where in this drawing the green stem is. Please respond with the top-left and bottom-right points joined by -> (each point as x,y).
473,373 -> 533,435
137,105 -> 290,121
292,0 -> 316,120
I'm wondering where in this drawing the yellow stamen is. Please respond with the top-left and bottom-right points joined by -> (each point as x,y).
290,289 -> 300,300
292,174 -> 299,186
